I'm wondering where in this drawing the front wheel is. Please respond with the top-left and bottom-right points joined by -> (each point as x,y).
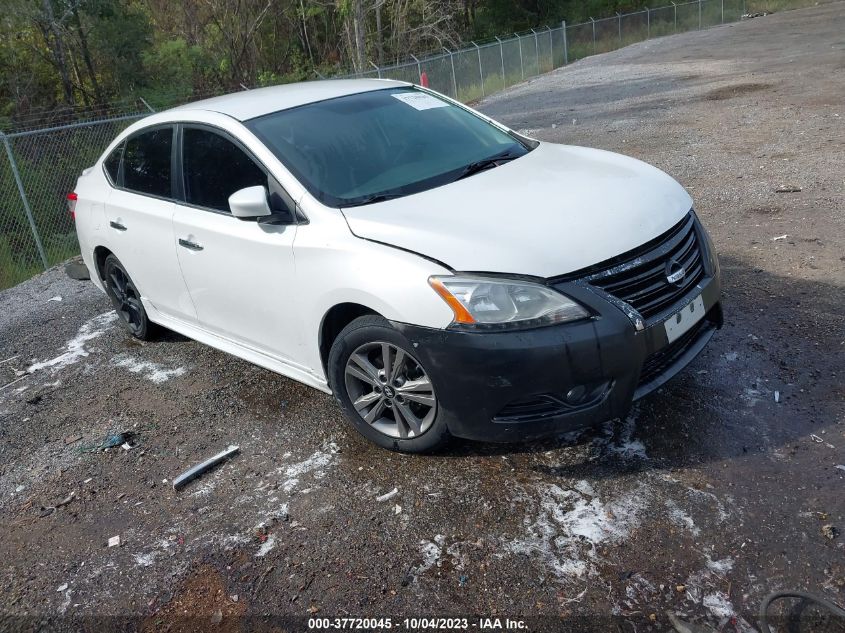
328,315 -> 450,453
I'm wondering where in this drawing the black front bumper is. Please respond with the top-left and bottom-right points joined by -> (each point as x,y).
392,223 -> 723,443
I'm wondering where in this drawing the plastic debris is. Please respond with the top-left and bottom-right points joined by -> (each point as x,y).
774,185 -> 802,193
57,583 -> 68,592
376,487 -> 399,502
810,434 -> 824,443
667,612 -> 718,633
822,524 -> 838,540
121,442 -> 132,451
108,535 -> 121,547
393,504 -> 402,515
772,234 -> 788,241
835,465 -> 845,472
172,445 -> 240,490
47,296 -> 62,303
774,390 -> 780,403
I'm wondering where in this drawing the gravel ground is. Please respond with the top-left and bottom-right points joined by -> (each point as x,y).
1,5 -> 844,632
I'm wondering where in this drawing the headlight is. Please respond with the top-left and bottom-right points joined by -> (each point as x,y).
429,275 -> 589,329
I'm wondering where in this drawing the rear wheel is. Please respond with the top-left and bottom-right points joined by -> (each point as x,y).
102,254 -> 154,340
328,315 -> 449,453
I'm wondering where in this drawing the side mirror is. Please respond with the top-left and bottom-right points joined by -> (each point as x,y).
228,186 -> 272,219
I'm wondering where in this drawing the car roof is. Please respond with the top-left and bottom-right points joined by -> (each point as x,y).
169,79 -> 410,122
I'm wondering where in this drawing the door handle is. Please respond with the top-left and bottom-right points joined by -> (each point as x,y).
178,238 -> 204,251
109,221 -> 127,231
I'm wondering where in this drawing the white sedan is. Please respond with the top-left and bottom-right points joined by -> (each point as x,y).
72,79 -> 722,452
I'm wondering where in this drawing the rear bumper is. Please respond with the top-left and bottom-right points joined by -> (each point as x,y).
391,267 -> 722,443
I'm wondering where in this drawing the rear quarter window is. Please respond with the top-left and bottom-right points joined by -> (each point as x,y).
103,142 -> 123,185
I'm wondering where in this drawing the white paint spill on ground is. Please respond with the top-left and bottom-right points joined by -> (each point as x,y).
705,555 -> 734,575
133,552 -> 156,567
27,311 -> 117,373
596,408 -> 648,460
702,592 -> 735,618
111,355 -> 187,384
255,534 -> 277,557
507,481 -> 651,580
666,499 -> 701,536
278,442 -> 339,492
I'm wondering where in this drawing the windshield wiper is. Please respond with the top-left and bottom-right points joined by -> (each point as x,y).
454,149 -> 522,182
342,192 -> 406,208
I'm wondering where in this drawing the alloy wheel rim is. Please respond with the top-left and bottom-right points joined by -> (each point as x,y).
344,341 -> 437,439
108,267 -> 143,334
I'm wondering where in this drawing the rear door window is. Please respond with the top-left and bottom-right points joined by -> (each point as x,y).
182,127 -> 268,213
123,127 -> 173,198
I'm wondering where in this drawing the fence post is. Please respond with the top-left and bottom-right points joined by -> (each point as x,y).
547,26 -> 553,71
495,37 -> 506,86
590,18 -> 596,54
617,12 -> 622,44
742,0 -> 746,15
646,7 -> 651,38
410,54 -> 422,83
699,0 -> 702,29
530,29 -> 539,75
444,47 -> 458,100
673,2 -> 677,31
1,132 -> 49,270
516,34 -> 524,79
562,21 -> 568,65
721,0 -> 724,22
472,42 -> 484,96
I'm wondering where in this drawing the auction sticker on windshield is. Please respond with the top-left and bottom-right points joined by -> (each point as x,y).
391,92 -> 450,110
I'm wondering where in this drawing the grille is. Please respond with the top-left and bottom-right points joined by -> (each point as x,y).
638,317 -> 709,387
586,214 -> 706,320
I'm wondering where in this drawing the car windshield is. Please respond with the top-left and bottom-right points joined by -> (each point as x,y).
245,87 -> 531,207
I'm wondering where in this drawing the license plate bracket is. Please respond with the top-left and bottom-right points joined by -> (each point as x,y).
664,294 -> 705,343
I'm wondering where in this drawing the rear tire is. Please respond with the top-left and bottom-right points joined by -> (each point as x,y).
328,315 -> 450,453
102,254 -> 155,340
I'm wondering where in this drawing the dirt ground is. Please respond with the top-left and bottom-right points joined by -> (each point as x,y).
1,4 -> 844,632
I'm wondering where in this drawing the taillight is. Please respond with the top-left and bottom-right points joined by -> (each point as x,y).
67,192 -> 78,219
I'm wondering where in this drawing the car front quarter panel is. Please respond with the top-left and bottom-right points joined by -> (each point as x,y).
292,201 -> 455,381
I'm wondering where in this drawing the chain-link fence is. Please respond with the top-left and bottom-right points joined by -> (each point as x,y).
0,0 -> 800,290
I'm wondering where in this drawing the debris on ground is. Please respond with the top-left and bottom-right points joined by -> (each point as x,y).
172,445 -> 240,491
64,258 -> 91,281
810,434 -> 824,443
772,234 -> 788,241
108,535 -> 121,547
39,491 -> 76,517
822,525 -> 839,540
57,583 -> 68,592
774,390 -> 780,403
742,11 -> 769,19
64,434 -> 82,445
835,465 -> 845,472
774,184 -> 802,193
667,611 -> 719,633
376,487 -> 399,502
393,504 -> 402,515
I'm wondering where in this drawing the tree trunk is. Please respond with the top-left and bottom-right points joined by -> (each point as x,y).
41,0 -> 74,105
352,0 -> 366,72
375,0 -> 383,66
72,5 -> 104,106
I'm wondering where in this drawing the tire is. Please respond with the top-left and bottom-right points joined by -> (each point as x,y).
102,254 -> 155,340
328,315 -> 450,453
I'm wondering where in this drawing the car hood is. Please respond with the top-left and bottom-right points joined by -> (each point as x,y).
340,142 -> 692,278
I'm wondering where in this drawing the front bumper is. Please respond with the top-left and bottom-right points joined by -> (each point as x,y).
391,220 -> 723,443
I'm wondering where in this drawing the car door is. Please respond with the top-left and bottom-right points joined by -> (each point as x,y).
104,126 -> 197,324
172,124 -> 303,364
